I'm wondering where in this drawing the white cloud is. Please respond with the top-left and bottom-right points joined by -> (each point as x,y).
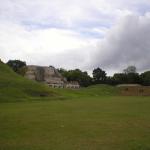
92,14 -> 150,74
0,0 -> 143,27
0,21 -> 97,68
0,0 -> 150,75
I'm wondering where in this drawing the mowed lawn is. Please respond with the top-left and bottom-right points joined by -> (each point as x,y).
0,96 -> 150,150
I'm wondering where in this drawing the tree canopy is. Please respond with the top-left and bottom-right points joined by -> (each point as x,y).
7,60 -> 26,75
140,71 -> 150,86
58,68 -> 92,87
92,68 -> 107,84
123,66 -> 137,74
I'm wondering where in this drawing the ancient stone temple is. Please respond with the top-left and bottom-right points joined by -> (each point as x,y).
25,65 -> 80,88
25,65 -> 66,87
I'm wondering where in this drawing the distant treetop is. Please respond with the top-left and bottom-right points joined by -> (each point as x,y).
123,66 -> 137,74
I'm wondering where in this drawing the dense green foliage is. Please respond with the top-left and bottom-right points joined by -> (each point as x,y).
112,73 -> 141,84
58,66 -> 150,86
92,67 -> 107,83
58,68 -> 92,87
140,71 -> 150,86
6,60 -> 26,75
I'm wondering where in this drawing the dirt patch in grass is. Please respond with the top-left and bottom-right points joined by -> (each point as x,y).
119,86 -> 150,96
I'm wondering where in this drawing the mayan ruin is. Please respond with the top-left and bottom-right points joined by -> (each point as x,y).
25,65 -> 80,88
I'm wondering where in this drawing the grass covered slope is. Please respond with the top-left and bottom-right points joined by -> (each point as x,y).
56,84 -> 119,99
0,62 -> 59,102
0,61 -> 119,102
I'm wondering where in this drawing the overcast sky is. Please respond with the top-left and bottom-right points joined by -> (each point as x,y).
0,0 -> 150,75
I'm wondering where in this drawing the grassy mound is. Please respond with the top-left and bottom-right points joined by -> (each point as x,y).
0,61 -> 119,102
55,84 -> 119,99
0,62 -> 59,102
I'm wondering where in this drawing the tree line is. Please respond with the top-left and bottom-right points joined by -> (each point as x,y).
6,60 -> 150,87
58,66 -> 150,86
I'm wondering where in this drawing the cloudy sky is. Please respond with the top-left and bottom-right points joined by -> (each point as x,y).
0,0 -> 150,75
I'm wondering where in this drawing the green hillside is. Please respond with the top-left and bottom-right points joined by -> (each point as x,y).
0,62 -> 60,102
0,62 -> 119,102
56,84 -> 119,99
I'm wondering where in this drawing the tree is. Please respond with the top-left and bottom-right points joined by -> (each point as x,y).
123,66 -> 137,74
17,66 -> 27,76
113,73 -> 127,84
112,72 -> 140,84
92,68 -> 107,84
7,60 -> 26,75
105,76 -> 117,85
126,73 -> 140,84
58,68 -> 92,87
57,68 -> 68,78
140,71 -> 150,86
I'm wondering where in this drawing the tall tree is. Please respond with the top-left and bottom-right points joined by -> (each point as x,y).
113,73 -> 127,84
58,68 -> 92,87
112,73 -> 140,84
123,66 -> 137,74
7,60 -> 26,75
140,71 -> 150,86
92,68 -> 107,83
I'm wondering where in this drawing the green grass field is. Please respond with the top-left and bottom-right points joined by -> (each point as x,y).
0,62 -> 150,150
1,97 -> 150,150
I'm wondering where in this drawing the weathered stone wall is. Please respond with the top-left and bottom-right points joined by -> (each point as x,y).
35,67 -> 45,81
25,65 -> 65,84
65,82 -> 80,89
25,66 -> 37,80
25,65 -> 80,88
